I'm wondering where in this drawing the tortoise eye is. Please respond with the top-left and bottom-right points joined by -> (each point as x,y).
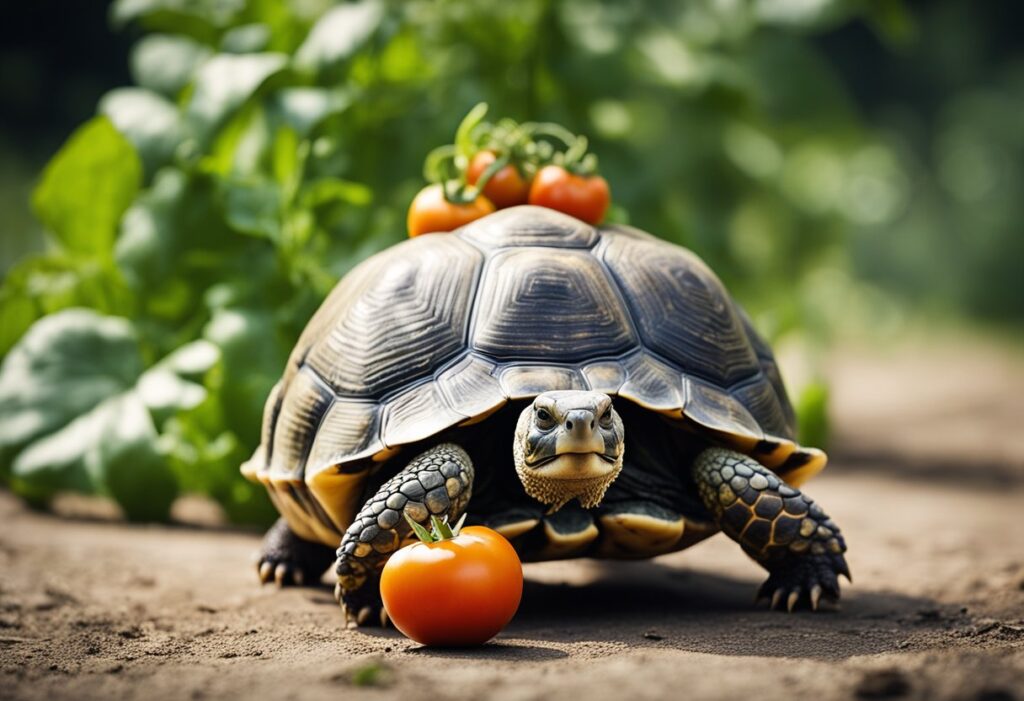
599,409 -> 613,427
535,408 -> 553,425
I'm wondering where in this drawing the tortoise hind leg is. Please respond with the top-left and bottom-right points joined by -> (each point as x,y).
256,517 -> 336,586
335,443 -> 473,627
693,448 -> 851,612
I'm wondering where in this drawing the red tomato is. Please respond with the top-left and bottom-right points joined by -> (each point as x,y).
528,165 -> 610,225
407,184 -> 495,237
466,151 -> 531,209
380,526 -> 522,646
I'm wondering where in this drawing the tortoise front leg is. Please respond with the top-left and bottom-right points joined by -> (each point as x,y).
334,443 -> 473,627
693,448 -> 850,612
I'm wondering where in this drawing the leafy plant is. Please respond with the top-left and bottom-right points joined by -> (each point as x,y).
0,0 -> 904,522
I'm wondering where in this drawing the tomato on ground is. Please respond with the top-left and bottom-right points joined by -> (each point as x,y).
466,151 -> 531,209
527,165 -> 610,225
380,526 -> 522,646
407,184 -> 495,237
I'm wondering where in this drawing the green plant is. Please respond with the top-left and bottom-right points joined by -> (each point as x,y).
0,0 -> 904,521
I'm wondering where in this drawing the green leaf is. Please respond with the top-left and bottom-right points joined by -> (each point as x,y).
0,285 -> 38,358
202,307 -> 288,445
0,310 -> 143,460
294,0 -> 383,72
221,23 -> 271,53
219,179 -> 283,241
94,394 -> 178,522
186,53 -> 289,139
137,340 -> 219,423
111,0 -> 243,42
0,310 -> 211,520
795,380 -> 830,449
300,177 -> 372,208
115,167 -> 237,289
32,117 -> 142,255
0,253 -> 134,357
100,88 -> 184,176
13,393 -> 177,521
271,88 -> 351,137
115,174 -> 183,288
272,127 -> 300,190
159,339 -> 220,380
130,34 -> 211,97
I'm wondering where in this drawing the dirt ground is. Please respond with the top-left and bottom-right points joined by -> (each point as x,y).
2,336 -> 1023,701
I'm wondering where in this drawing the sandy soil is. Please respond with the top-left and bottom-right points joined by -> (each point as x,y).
2,337 -> 1023,701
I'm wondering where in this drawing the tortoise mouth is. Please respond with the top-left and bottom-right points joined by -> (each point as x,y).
526,451 -> 619,469
517,453 -> 624,510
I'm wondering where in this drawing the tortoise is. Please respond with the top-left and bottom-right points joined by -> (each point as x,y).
242,205 -> 850,627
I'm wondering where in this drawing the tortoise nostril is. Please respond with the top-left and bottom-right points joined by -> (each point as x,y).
565,420 -> 574,431
590,420 -> 595,429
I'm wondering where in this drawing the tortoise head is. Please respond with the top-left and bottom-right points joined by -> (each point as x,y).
513,391 -> 625,512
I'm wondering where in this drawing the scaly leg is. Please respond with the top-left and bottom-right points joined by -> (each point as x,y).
334,443 -> 473,627
693,448 -> 850,612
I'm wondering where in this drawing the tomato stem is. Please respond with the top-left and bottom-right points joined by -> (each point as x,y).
455,102 -> 489,168
431,515 -> 454,539
404,513 -> 436,543
469,152 -> 510,195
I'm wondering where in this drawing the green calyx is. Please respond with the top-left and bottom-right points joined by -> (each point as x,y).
404,512 -> 468,543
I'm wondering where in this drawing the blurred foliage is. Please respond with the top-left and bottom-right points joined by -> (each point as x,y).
835,2 -> 1024,324
0,0 -> 920,522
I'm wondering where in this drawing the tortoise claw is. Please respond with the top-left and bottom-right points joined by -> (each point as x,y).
786,589 -> 800,613
356,606 -> 373,626
258,561 -> 274,584
757,550 -> 846,613
380,607 -> 390,628
274,563 -> 289,587
810,585 -> 822,611
837,557 -> 853,583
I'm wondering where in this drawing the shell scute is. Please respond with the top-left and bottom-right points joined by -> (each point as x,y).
304,234 -> 482,398
458,205 -> 598,249
601,229 -> 761,388
471,247 -> 636,361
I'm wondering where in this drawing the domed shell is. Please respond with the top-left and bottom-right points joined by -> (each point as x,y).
242,206 -> 825,545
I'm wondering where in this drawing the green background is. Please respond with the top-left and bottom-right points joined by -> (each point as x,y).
1,0 -> 1021,524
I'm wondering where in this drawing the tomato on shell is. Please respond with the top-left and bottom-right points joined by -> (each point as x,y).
527,165 -> 610,225
407,184 -> 495,237
466,151 -> 531,209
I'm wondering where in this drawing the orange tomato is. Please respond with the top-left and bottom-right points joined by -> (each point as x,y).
527,165 -> 610,225
466,151 -> 531,209
380,526 -> 522,646
407,184 -> 495,237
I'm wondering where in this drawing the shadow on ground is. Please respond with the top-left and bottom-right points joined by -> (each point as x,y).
502,560 -> 958,660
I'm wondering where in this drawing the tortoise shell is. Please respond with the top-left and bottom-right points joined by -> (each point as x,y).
242,206 -> 826,546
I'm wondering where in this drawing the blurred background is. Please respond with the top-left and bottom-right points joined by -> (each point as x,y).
1,0 -> 1021,527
